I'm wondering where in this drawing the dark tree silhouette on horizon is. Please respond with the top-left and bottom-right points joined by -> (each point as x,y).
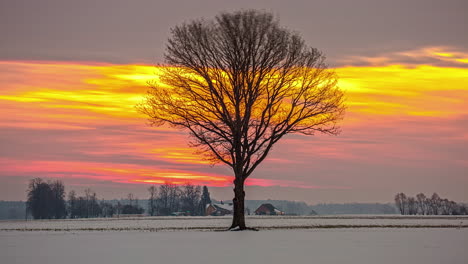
139,10 -> 345,230
199,186 -> 211,215
148,186 -> 157,216
27,178 -> 66,219
394,192 -> 467,215
180,183 -> 201,215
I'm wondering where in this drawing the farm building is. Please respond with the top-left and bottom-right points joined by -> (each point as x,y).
205,202 -> 233,216
254,203 -> 285,215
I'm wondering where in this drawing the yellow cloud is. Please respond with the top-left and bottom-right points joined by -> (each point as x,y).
2,58 -> 467,129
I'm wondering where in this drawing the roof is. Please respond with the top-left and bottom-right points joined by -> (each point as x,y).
214,203 -> 233,211
207,203 -> 233,212
258,203 -> 276,212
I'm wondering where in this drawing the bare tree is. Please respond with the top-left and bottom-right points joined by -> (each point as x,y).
416,193 -> 427,215
168,184 -> 180,213
394,193 -> 407,215
158,183 -> 170,215
440,199 -> 456,215
429,193 -> 441,215
139,10 -> 345,229
394,192 -> 467,216
180,183 -> 201,215
68,190 -> 77,218
127,193 -> 135,206
407,197 -> 418,215
89,191 -> 100,217
50,180 -> 66,219
84,188 -> 92,218
148,186 -> 157,216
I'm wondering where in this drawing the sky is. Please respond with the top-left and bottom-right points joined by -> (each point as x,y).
1,0 -> 467,203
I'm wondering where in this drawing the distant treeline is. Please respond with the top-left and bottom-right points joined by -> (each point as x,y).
26,178 -> 145,219
311,203 -> 397,215
4,178 -> 461,220
68,191 -> 144,219
244,200 -> 397,215
147,183 -> 211,216
1,199 -> 399,219
25,178 -> 212,220
394,192 -> 468,215
0,201 -> 26,220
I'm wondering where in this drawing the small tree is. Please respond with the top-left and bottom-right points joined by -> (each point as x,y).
88,191 -> 101,217
180,183 -> 201,215
68,190 -> 77,218
157,183 -> 171,215
199,186 -> 212,215
84,188 -> 92,218
50,180 -> 66,219
168,184 -> 180,213
140,10 -> 345,229
26,178 -> 67,219
27,178 -> 51,219
394,193 -> 407,215
429,193 -> 441,215
148,186 -> 157,216
407,197 -> 418,215
100,201 -> 115,217
416,193 -> 427,215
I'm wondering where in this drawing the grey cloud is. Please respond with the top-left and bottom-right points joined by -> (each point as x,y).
1,0 -> 467,65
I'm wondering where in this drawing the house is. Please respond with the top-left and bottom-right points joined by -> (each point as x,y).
205,202 -> 233,216
254,203 -> 284,215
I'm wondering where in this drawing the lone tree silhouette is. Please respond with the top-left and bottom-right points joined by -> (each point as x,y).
140,10 -> 345,230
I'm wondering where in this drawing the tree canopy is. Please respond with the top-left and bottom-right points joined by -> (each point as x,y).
139,10 -> 345,229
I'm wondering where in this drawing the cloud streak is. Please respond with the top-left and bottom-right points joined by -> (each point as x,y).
1,46 -> 467,201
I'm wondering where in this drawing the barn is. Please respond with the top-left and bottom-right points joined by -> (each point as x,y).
254,203 -> 284,215
205,202 -> 233,216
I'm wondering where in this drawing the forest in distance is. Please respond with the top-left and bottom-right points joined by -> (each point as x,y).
1,177 -> 466,220
0,199 -> 398,220
394,192 -> 468,215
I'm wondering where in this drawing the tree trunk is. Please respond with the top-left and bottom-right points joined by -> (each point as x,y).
230,177 -> 246,230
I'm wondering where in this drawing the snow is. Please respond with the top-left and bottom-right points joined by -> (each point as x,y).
0,215 -> 466,231
1,228 -> 467,264
274,208 -> 284,214
214,203 -> 233,211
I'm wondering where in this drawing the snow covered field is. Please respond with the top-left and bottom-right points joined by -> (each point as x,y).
1,216 -> 467,264
1,215 -> 467,231
1,228 -> 467,264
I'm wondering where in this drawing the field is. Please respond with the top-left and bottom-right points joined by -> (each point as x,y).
1,215 -> 467,264
1,215 -> 467,231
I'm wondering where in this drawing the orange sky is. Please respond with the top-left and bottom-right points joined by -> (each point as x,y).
1,46 -> 468,202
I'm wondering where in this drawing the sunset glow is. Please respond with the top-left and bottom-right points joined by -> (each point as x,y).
1,46 -> 467,196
